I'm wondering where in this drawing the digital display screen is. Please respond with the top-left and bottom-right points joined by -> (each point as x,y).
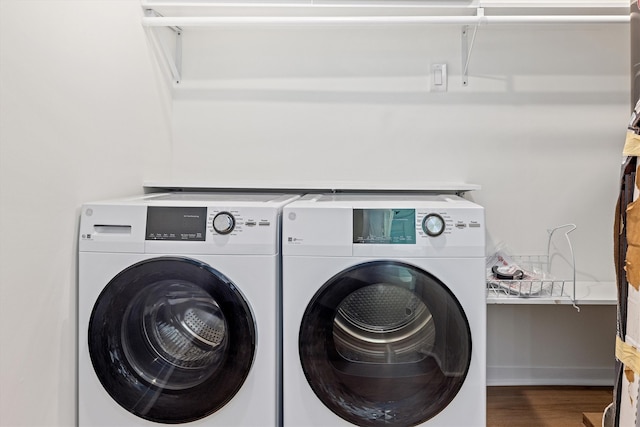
353,209 -> 416,244
146,207 -> 206,241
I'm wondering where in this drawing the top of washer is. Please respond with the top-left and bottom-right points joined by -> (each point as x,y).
87,192 -> 300,207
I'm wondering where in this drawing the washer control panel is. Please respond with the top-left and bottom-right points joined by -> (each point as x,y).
143,205 -> 278,245
146,207 -> 207,241
205,207 -> 274,238
80,193 -> 300,255
212,212 -> 236,235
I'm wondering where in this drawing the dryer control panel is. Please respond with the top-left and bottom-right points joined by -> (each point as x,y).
283,194 -> 485,258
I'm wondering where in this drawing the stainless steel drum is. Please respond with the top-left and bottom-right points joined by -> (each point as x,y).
121,281 -> 229,390
148,296 -> 227,369
333,283 -> 436,364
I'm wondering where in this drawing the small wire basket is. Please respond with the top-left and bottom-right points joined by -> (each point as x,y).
486,224 -> 577,308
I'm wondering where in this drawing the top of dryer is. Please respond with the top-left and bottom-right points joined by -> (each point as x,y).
79,192 -> 300,255
283,193 -> 484,258
287,193 -> 482,207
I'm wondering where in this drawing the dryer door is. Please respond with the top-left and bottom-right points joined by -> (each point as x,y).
88,256 -> 256,424
299,260 -> 471,426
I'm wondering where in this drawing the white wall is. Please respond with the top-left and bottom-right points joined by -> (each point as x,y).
0,0 -> 628,425
167,10 -> 628,387
166,7 -> 630,392
171,21 -> 629,281
487,304 -> 617,386
0,1 -> 171,425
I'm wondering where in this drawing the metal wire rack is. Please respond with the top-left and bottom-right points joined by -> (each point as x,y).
486,224 -> 578,309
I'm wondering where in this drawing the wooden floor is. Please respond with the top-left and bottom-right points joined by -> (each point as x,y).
487,386 -> 613,427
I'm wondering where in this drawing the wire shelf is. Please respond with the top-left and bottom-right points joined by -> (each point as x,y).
486,224 -> 578,310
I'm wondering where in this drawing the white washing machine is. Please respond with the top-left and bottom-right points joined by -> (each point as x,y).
282,193 -> 486,426
78,192 -> 299,426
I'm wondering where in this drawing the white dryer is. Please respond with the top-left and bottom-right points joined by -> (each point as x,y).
78,192 -> 298,426
282,193 -> 486,426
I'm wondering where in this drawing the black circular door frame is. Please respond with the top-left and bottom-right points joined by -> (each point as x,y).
88,256 -> 256,424
298,260 -> 472,427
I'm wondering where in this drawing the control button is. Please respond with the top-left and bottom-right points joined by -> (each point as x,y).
245,221 -> 257,227
258,221 -> 270,227
422,214 -> 445,237
213,212 -> 235,235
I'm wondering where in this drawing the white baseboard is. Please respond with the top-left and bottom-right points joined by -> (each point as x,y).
487,366 -> 615,386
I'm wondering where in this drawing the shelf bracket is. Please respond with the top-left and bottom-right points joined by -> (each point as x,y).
461,26 -> 469,86
145,9 -> 183,84
462,8 -> 483,87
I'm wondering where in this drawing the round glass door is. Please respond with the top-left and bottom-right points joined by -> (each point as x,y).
88,257 -> 256,424
299,261 -> 471,426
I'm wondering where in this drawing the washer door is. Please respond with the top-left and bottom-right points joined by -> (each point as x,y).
299,261 -> 471,426
88,257 -> 256,424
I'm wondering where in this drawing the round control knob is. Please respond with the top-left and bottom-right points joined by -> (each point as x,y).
213,212 -> 235,235
422,214 -> 445,237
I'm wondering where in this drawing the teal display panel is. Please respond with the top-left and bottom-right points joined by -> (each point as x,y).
353,209 -> 416,245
